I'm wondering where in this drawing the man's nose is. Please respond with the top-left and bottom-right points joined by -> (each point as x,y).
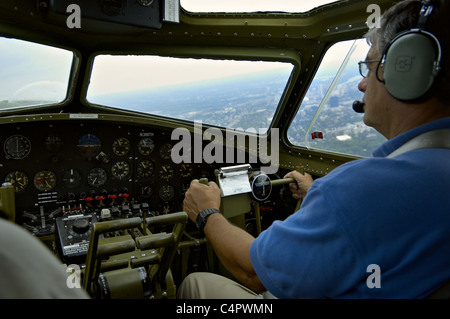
358,77 -> 368,93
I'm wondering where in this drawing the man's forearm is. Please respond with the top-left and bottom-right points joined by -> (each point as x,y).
203,212 -> 266,293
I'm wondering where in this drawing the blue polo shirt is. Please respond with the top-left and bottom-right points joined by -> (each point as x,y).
250,117 -> 450,298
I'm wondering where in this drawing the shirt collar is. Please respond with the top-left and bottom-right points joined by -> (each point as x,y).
373,117 -> 450,158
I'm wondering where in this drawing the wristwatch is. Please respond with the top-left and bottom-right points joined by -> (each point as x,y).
196,208 -> 220,231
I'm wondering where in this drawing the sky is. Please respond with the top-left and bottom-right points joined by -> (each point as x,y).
180,0 -> 338,13
0,38 -> 73,102
88,57 -> 293,97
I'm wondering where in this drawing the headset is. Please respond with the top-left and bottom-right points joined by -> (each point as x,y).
377,0 -> 442,101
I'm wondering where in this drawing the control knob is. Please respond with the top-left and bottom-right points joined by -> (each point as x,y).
72,218 -> 90,234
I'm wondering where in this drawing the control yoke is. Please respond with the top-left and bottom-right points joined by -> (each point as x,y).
210,164 -> 304,234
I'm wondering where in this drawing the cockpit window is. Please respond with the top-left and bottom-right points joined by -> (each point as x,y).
287,39 -> 386,158
87,55 -> 293,132
180,0 -> 339,13
0,37 -> 74,110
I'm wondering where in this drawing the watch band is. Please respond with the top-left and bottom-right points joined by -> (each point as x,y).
196,208 -> 220,231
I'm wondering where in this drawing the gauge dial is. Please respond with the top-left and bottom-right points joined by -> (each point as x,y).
43,134 -> 64,153
112,137 -> 131,156
141,185 -> 152,197
62,169 -> 82,189
87,168 -> 108,187
4,135 -> 31,159
159,185 -> 174,202
137,159 -> 154,178
111,161 -> 130,180
159,164 -> 174,181
33,170 -> 57,192
78,134 -> 101,158
5,171 -> 29,192
179,163 -> 193,178
137,137 -> 155,156
159,143 -> 173,160
179,183 -> 190,196
138,0 -> 154,6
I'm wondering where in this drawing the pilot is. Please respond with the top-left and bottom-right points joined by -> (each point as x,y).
179,0 -> 450,298
0,217 -> 89,298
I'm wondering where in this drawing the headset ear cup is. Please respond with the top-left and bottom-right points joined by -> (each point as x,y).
383,32 -> 439,100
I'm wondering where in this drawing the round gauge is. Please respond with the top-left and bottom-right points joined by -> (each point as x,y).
137,159 -> 154,178
141,185 -> 152,197
33,170 -> 57,192
62,169 -> 82,189
5,171 -> 29,192
159,185 -> 174,202
179,163 -> 193,178
87,167 -> 108,187
138,0 -> 154,7
179,183 -> 190,196
159,143 -> 173,160
111,161 -> 130,180
4,135 -> 31,160
43,134 -> 64,153
137,137 -> 155,156
112,137 -> 131,156
249,172 -> 272,202
159,164 -> 174,181
77,134 -> 101,158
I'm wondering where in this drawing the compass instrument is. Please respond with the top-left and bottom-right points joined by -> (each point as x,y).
4,135 -> 31,160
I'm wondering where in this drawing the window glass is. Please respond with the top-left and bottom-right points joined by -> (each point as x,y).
180,0 -> 338,13
87,55 -> 293,132
287,39 -> 386,158
0,37 -> 74,110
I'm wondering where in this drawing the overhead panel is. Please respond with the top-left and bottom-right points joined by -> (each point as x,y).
48,0 -> 164,29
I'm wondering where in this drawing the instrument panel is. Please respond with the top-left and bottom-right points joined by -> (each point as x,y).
0,117 -> 218,237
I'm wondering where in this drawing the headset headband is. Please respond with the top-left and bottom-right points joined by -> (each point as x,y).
418,0 -> 434,30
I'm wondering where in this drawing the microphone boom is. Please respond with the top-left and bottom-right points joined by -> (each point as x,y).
352,100 -> 365,113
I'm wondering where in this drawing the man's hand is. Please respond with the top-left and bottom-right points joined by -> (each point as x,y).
183,178 -> 265,293
284,170 -> 314,200
183,179 -> 221,223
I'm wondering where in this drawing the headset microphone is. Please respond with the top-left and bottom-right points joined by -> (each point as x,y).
352,100 -> 365,113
